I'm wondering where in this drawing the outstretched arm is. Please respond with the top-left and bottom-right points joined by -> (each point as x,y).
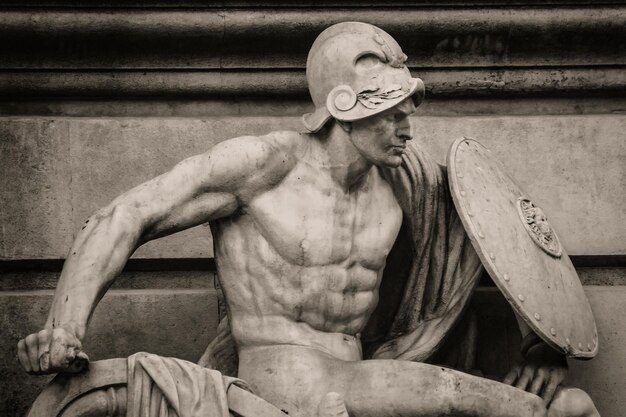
17,135 -> 293,374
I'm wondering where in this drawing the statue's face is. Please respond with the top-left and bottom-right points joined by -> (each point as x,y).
348,98 -> 416,168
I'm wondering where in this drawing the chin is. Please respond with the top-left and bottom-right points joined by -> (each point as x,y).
376,155 -> 403,168
386,153 -> 404,168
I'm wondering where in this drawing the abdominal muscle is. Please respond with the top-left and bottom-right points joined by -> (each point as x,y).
212,163 -> 402,367
213,218 -> 388,362
221,261 -> 381,361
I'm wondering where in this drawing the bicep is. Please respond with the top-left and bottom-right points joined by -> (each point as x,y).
106,147 -> 239,242
106,135 -> 290,242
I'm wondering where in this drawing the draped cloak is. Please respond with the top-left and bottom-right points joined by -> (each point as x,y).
126,352 -> 250,417
198,140 -> 484,376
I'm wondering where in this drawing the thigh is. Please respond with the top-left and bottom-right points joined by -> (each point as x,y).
337,359 -> 547,417
238,345 -> 342,417
239,347 -> 547,417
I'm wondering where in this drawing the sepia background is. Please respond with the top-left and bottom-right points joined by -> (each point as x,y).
0,1 -> 624,416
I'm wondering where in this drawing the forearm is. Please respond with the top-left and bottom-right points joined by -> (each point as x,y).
46,204 -> 143,340
42,138 -> 267,341
514,311 -> 533,339
514,312 -> 554,358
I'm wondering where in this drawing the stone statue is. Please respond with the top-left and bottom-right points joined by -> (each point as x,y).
18,22 -> 600,417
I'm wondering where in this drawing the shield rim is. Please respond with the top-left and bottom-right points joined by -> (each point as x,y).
447,136 -> 598,359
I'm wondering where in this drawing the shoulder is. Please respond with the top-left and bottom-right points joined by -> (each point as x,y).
209,131 -> 301,166
257,130 -> 304,165
201,131 -> 303,199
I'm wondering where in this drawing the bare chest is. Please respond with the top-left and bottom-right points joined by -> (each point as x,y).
246,166 -> 402,270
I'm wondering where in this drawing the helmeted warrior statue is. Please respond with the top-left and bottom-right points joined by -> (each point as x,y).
19,22 -> 600,417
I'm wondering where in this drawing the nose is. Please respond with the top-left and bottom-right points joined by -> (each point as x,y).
396,119 -> 412,141
397,131 -> 412,141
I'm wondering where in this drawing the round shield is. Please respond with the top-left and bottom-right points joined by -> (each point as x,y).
447,137 -> 598,358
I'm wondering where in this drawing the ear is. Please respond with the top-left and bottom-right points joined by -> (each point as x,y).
337,120 -> 352,133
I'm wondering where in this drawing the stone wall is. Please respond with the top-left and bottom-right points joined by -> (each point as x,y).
0,2 -> 624,416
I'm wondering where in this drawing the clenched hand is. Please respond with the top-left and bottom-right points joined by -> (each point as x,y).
17,327 -> 89,374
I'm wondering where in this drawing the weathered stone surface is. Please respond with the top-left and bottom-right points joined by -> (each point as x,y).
412,114 -> 626,255
2,114 -> 623,258
1,7 -> 624,100
0,270 -> 214,291
567,287 -> 626,417
1,97 -> 625,118
0,119 -> 74,259
0,98 -> 315,118
577,267 -> 626,286
3,67 -> 624,99
0,288 -> 218,417
3,267 -> 620,292
0,8 -> 623,69
4,0 -> 625,6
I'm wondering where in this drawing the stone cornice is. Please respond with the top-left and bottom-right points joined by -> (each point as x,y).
0,6 -> 624,98
2,67 -> 624,98
2,1 -> 625,6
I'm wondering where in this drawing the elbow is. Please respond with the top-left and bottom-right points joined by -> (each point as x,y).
90,204 -> 144,244
64,204 -> 145,276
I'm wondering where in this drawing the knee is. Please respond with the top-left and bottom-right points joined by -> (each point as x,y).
317,392 -> 349,417
548,387 -> 599,417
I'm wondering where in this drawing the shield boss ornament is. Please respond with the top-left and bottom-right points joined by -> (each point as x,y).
447,137 -> 597,358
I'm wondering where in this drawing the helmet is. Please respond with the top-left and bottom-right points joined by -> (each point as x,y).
303,22 -> 425,133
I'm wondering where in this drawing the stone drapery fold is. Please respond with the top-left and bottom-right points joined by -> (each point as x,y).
126,352 -> 248,417
366,140 -> 483,362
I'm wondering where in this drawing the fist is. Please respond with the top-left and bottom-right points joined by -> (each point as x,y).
17,327 -> 89,374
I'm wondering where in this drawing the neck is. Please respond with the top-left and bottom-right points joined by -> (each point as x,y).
316,122 -> 372,191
